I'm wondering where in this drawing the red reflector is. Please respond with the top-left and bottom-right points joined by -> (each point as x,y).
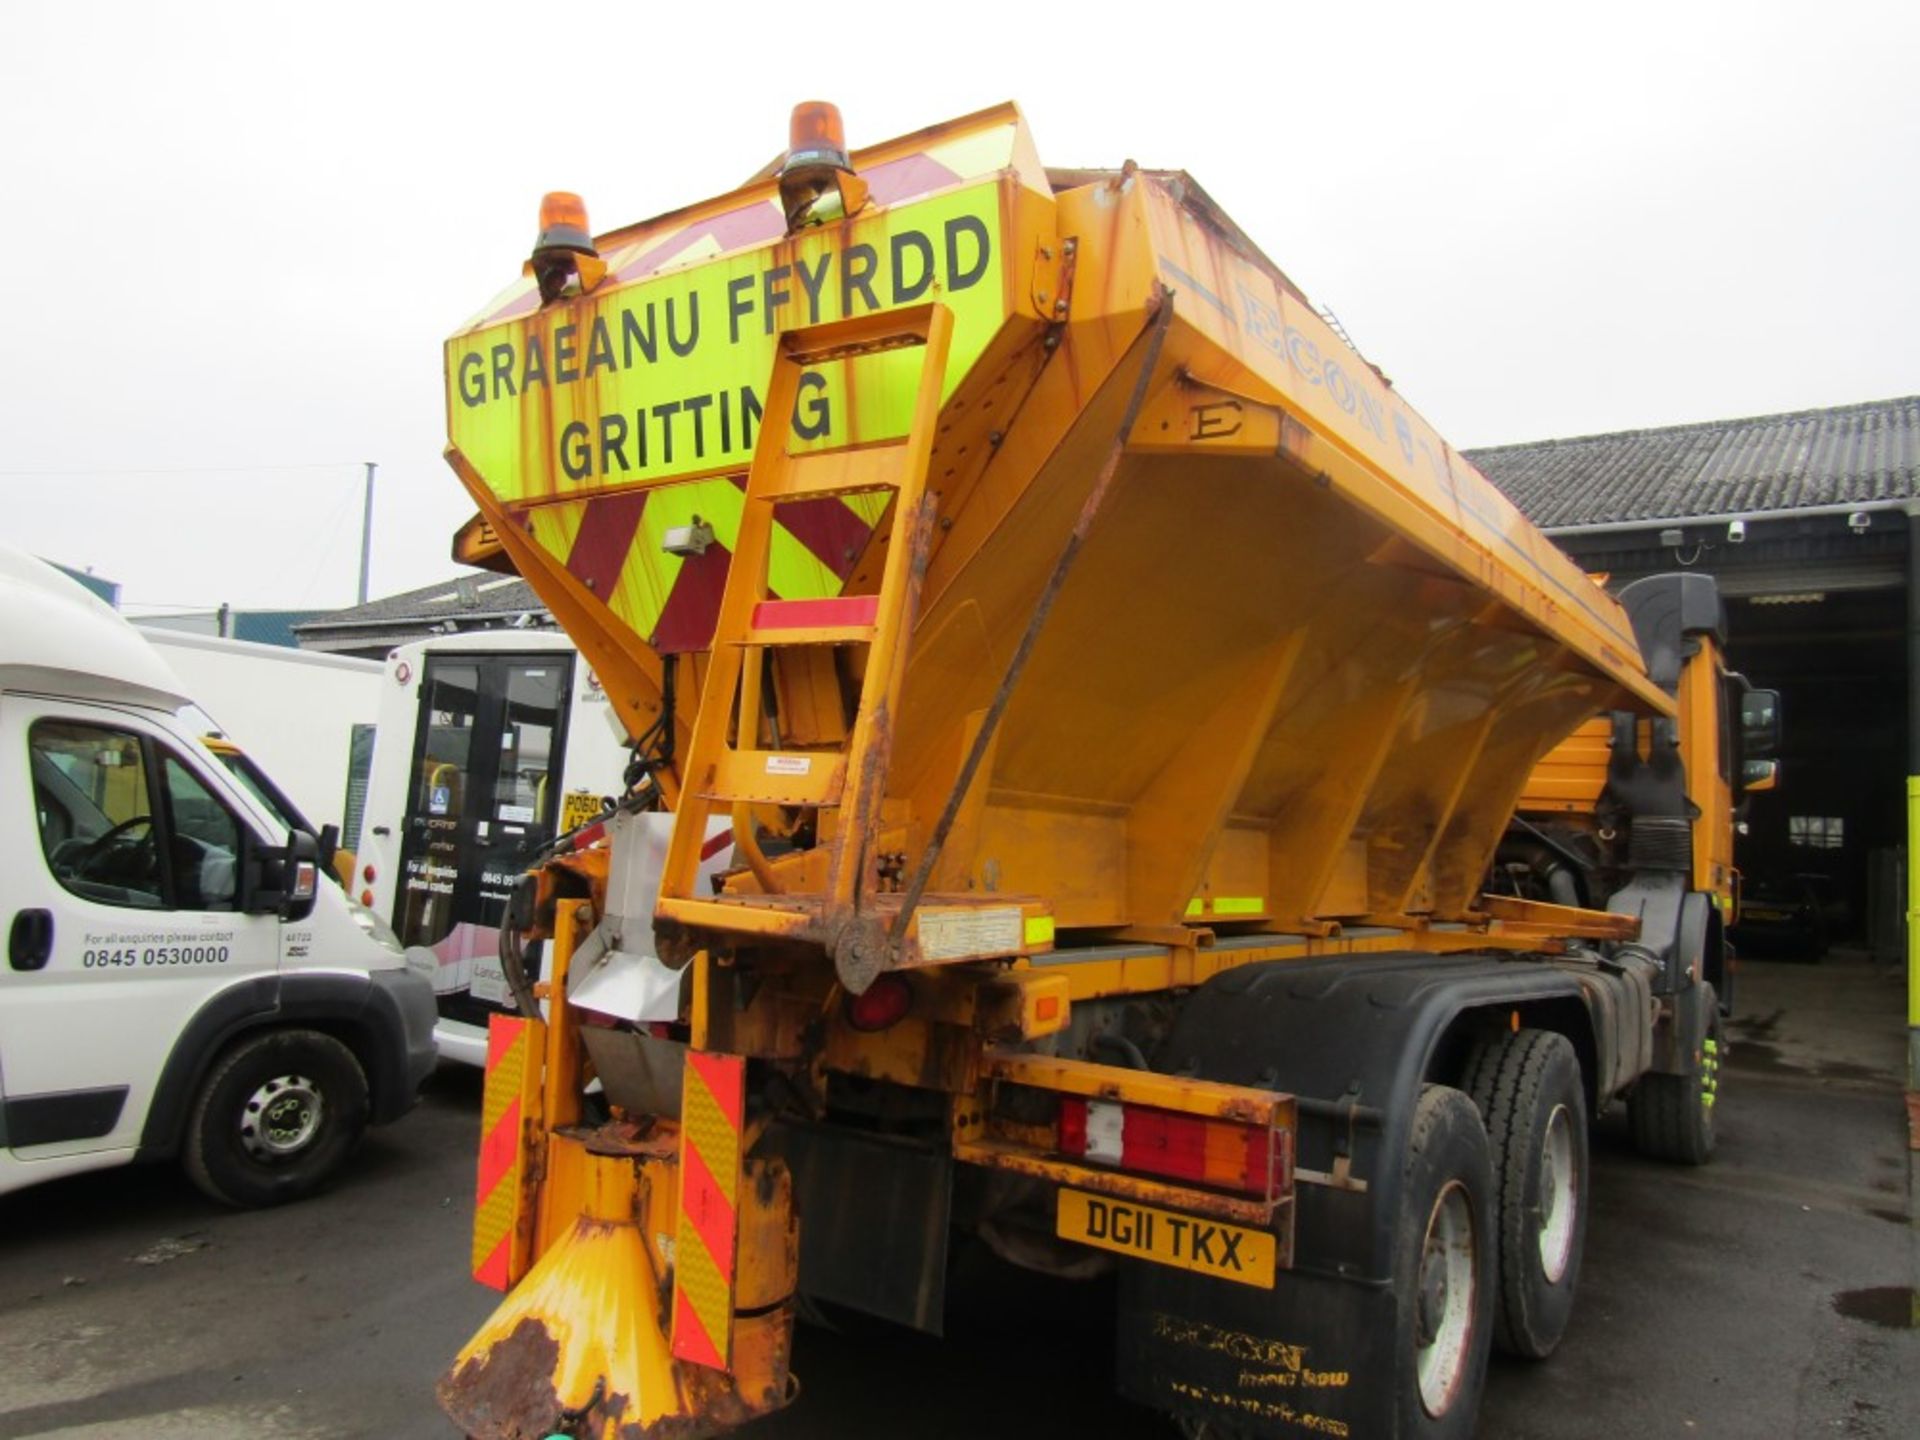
359,889 -> 375,907
1244,1125 -> 1276,1195
1121,1106 -> 1209,1184
846,973 -> 912,1031
362,864 -> 376,883
751,595 -> 879,631
1058,1096 -> 1088,1157
1035,994 -> 1060,1022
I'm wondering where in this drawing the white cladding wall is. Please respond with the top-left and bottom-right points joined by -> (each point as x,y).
146,633 -> 381,829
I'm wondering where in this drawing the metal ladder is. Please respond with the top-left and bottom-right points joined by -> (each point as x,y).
654,303 -> 953,968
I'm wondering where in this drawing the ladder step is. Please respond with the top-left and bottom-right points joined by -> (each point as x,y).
656,895 -> 821,942
739,596 -> 878,647
705,749 -> 846,808
786,308 -> 941,363
765,444 -> 907,500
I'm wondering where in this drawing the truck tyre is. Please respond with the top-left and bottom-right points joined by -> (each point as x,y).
1463,1030 -> 1589,1359
183,1029 -> 369,1207
1628,985 -> 1721,1166
1393,1085 -> 1495,1438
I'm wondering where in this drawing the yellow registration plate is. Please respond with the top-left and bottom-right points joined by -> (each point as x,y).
1057,1188 -> 1276,1289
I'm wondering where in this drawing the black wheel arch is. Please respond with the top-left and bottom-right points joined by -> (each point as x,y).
1122,951 -> 1589,1436
138,970 -> 414,1163
1429,992 -> 1602,1118
1702,903 -> 1732,1014
1152,951 -> 1600,1284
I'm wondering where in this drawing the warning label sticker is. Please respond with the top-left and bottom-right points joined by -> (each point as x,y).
916,905 -> 1022,962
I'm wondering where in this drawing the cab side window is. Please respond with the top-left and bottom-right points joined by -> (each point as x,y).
163,755 -> 241,910
30,721 -> 247,913
30,720 -> 165,909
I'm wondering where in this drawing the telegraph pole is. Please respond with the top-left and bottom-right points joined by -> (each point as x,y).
1908,505 -> 1919,1090
358,461 -> 377,605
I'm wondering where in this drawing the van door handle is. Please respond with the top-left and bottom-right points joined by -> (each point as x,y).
9,909 -> 53,971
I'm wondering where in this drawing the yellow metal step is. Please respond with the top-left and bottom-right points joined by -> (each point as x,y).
704,749 -> 846,808
763,445 -> 907,500
734,596 -> 880,649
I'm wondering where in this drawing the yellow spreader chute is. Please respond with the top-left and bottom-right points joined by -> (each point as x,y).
441,1009 -> 795,1439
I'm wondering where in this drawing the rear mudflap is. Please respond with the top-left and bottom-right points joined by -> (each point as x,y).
1118,1260 -> 1395,1439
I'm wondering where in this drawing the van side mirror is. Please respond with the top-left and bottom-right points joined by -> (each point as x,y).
317,823 -> 342,888
243,829 -> 321,922
1740,689 -> 1781,760
1742,758 -> 1780,793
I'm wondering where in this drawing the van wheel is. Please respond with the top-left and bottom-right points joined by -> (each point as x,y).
1464,1030 -> 1589,1358
184,1029 -> 369,1207
1394,1086 -> 1495,1438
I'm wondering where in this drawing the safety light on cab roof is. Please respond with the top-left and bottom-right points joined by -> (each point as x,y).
527,190 -> 608,305
778,100 -> 869,233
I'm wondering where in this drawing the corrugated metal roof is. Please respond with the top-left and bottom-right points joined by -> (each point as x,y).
1466,395 -> 1920,529
292,572 -> 546,634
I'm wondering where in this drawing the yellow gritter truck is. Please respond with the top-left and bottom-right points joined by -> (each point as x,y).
433,102 -> 1777,1438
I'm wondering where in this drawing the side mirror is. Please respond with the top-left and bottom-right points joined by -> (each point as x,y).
1741,689 -> 1781,760
317,823 -> 343,889
1742,758 -> 1780,793
243,829 -> 321,922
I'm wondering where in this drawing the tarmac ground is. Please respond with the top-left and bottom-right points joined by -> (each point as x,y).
0,951 -> 1912,1439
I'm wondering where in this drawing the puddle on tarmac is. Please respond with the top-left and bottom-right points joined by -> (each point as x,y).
1832,1286 -> 1918,1329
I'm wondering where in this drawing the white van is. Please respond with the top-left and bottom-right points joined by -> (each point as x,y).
141,628 -> 381,836
353,632 -> 629,1065
0,549 -> 438,1206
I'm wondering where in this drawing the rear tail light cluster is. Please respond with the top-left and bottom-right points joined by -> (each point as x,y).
1058,1096 -> 1284,1198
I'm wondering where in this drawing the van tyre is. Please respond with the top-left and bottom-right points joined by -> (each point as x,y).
1394,1085 -> 1495,1438
184,1029 -> 369,1207
1628,985 -> 1721,1166
1463,1030 -> 1589,1359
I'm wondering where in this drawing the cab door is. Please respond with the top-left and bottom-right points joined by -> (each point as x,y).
392,653 -> 572,1027
0,698 -> 282,1170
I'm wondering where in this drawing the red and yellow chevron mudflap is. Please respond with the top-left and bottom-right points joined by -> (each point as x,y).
472,1015 -> 544,1291
671,1050 -> 746,1371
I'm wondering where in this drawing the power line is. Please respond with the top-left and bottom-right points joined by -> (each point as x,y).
0,461 -> 366,478
121,602 -> 238,613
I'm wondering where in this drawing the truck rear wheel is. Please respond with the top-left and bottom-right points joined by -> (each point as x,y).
1464,1029 -> 1589,1358
1628,986 -> 1721,1166
183,1029 -> 369,1207
1394,1085 -> 1495,1437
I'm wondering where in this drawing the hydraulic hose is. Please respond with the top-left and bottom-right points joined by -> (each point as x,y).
498,898 -> 542,1021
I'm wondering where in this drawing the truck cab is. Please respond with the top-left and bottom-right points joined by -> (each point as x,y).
0,548 -> 438,1206
1509,572 -> 1783,986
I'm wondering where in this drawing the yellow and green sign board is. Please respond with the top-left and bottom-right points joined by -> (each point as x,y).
447,179 -> 1017,507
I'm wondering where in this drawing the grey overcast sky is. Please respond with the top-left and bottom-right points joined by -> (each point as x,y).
3,1 -> 1915,613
